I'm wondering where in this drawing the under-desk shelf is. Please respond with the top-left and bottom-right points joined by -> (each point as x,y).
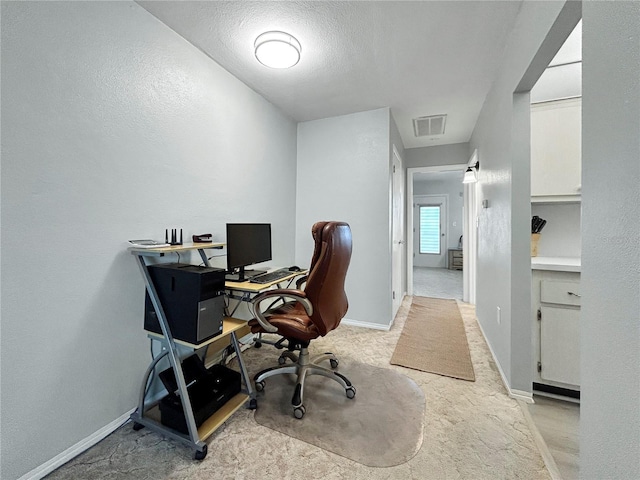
144,392 -> 249,442
145,317 -> 251,349
197,392 -> 248,439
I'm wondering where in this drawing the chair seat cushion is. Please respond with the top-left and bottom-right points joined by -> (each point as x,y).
248,302 -> 320,342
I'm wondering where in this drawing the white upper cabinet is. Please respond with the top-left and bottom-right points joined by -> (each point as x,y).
531,97 -> 582,202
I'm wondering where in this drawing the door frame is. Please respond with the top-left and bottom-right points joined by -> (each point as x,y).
406,164 -> 468,296
391,145 -> 405,318
463,150 -> 479,304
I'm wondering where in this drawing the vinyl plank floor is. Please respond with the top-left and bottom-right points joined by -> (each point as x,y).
528,395 -> 580,479
413,267 -> 462,299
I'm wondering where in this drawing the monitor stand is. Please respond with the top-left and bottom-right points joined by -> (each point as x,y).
225,268 -> 267,282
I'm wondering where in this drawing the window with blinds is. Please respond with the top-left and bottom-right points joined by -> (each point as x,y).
419,205 -> 441,254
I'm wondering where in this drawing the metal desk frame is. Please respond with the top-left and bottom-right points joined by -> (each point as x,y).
128,243 -> 255,460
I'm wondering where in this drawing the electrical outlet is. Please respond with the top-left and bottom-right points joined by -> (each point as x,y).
496,306 -> 501,324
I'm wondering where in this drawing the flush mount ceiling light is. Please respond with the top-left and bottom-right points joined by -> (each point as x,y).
254,31 -> 301,69
462,161 -> 479,184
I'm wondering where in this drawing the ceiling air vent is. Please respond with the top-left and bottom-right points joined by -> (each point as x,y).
413,114 -> 447,137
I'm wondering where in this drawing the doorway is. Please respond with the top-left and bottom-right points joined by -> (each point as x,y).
406,164 -> 467,300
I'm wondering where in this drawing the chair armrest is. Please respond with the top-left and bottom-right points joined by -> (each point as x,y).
251,289 -> 313,333
295,275 -> 308,289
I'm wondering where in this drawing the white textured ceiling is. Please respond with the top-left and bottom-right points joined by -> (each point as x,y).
137,1 -> 523,148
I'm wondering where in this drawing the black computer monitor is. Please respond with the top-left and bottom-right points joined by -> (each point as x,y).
225,223 -> 272,281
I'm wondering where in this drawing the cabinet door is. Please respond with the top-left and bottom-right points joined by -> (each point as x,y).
540,306 -> 580,386
531,98 -> 582,198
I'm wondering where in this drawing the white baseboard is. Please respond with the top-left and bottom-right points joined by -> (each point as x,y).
341,317 -> 391,331
510,388 -> 534,403
389,293 -> 408,328
474,316 -> 533,404
21,340 -> 253,480
18,408 -> 135,480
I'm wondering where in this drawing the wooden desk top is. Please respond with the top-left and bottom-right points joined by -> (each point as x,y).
129,242 -> 225,254
225,270 -> 307,292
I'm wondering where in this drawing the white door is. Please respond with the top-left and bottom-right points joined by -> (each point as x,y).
413,195 -> 447,268
391,148 -> 405,316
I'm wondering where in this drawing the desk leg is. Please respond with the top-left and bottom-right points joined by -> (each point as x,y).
135,349 -> 168,415
230,331 -> 256,409
134,254 -> 204,453
225,291 -> 252,318
197,249 -> 210,267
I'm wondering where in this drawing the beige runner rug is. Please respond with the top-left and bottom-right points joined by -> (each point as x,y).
391,296 -> 475,381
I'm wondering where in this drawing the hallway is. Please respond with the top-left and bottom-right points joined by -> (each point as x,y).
413,267 -> 463,300
412,266 -> 578,479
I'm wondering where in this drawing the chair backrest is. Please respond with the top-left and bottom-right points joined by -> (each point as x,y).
304,222 -> 352,336
308,221 -> 329,272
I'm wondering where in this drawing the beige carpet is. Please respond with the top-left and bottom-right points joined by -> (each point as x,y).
253,358 -> 425,467
391,296 -> 475,381
44,299 -> 550,480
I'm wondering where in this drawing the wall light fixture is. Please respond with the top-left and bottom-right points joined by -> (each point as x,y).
462,161 -> 479,184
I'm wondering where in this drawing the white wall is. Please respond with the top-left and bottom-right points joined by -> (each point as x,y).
0,3 -> 297,479
296,108 -> 392,328
530,203 -> 580,257
404,142 -> 470,169
581,2 -> 640,477
469,1 -> 580,393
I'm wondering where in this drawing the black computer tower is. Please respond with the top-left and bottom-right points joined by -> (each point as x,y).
157,355 -> 241,434
144,263 -> 226,344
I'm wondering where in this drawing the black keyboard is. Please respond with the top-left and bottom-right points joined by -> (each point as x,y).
249,269 -> 295,284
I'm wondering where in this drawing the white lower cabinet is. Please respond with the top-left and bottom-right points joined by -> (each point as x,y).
532,270 -> 580,393
540,306 -> 580,385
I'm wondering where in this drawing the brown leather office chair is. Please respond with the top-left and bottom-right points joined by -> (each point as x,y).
249,221 -> 355,419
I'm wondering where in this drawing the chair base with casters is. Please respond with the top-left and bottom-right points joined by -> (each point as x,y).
249,221 -> 355,419
253,339 -> 356,419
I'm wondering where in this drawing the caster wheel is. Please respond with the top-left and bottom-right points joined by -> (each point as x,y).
293,405 -> 306,419
346,386 -> 356,399
254,341 -> 262,348
278,356 -> 286,365
194,445 -> 208,461
329,358 -> 339,369
249,398 -> 258,410
132,422 -> 144,431
255,381 -> 265,392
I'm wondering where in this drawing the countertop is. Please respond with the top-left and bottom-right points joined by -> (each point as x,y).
531,256 -> 581,272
